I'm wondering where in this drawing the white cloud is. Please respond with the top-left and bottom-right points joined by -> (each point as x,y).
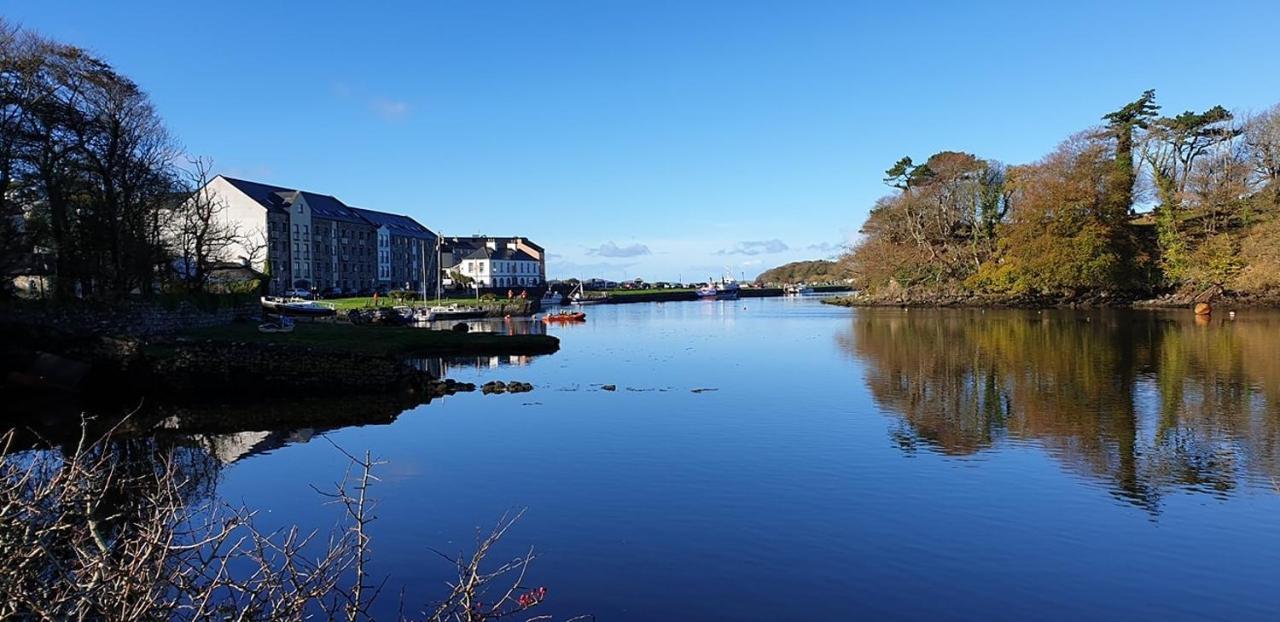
586,241 -> 652,258
715,239 -> 789,256
371,98 -> 410,121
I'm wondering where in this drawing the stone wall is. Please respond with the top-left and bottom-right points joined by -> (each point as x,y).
0,298 -> 258,337
145,341 -> 435,399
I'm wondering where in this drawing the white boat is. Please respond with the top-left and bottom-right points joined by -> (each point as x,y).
540,289 -> 563,306
697,276 -> 740,300
261,296 -> 336,317
784,284 -> 815,296
568,282 -> 607,305
397,303 -> 487,322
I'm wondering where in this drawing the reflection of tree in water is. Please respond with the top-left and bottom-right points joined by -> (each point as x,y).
841,309 -> 1280,512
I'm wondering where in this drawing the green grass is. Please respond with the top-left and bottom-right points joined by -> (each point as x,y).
601,288 -> 696,297
323,296 -> 512,310
169,322 -> 559,356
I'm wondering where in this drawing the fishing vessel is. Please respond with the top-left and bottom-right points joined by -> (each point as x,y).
696,276 -> 740,300
540,289 -> 563,306
784,284 -> 815,295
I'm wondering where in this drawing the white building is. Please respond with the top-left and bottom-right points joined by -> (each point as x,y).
442,236 -> 546,289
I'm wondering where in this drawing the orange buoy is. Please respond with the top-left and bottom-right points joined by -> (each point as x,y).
1193,302 -> 1212,316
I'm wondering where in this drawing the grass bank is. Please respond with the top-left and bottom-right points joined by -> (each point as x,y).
168,322 -> 559,356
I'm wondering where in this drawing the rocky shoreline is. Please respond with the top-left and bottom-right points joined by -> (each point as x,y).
823,288 -> 1280,310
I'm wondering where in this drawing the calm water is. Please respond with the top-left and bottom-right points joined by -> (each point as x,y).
91,299 -> 1280,619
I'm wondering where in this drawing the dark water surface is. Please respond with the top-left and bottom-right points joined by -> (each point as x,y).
130,300 -> 1280,619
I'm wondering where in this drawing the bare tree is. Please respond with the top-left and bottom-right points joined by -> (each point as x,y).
165,157 -> 242,291
1243,104 -> 1280,208
1,421 -> 573,621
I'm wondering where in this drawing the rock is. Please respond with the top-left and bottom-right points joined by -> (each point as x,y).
601,384 -> 616,391
452,322 -> 470,332
482,380 -> 508,394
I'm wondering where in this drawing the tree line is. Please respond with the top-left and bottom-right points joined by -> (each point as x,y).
1,19 -> 251,300
843,91 -> 1280,303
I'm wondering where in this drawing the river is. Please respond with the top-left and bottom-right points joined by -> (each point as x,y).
16,297 -> 1280,620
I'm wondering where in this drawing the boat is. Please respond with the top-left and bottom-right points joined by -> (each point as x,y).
260,296 -> 336,317
258,315 -> 295,333
696,276 -> 740,300
540,289 -> 563,306
425,304 -> 488,321
568,282 -> 607,305
784,284 -> 815,296
542,311 -> 586,323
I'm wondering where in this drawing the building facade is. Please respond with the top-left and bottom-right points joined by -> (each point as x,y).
196,176 -> 438,294
441,236 -> 546,289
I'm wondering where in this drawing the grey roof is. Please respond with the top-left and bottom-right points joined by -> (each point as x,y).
220,176 -> 295,213
349,207 -> 437,240
219,175 -> 435,234
444,235 -> 543,252
299,192 -> 365,224
459,246 -> 538,262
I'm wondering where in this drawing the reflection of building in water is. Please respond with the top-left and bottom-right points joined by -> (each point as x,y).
187,428 -> 319,464
406,355 -> 535,378
841,309 -> 1280,513
423,317 -> 547,336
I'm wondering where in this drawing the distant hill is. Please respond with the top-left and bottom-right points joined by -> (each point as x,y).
755,259 -> 849,285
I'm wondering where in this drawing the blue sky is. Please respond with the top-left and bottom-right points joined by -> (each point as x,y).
8,1 -> 1280,281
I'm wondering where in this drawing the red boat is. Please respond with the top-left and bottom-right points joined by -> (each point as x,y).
542,311 -> 586,323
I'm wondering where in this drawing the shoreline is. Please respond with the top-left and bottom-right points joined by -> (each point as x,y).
822,291 -> 1280,310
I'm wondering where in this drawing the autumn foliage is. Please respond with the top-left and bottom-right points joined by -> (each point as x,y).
845,93 -> 1280,303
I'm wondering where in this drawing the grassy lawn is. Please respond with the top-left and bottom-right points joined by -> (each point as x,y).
170,322 -> 559,356
602,288 -> 695,297
322,296 -> 504,310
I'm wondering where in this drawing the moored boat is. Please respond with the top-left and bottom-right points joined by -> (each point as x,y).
568,282 -> 607,305
542,311 -> 586,323
540,289 -> 563,306
261,296 -> 336,317
697,276 -> 740,300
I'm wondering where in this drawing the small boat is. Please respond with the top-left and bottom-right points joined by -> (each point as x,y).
568,282 -> 607,305
697,276 -> 740,300
784,284 -> 815,296
427,304 -> 488,321
261,296 -> 336,317
258,315 -> 295,333
398,304 -> 488,322
542,311 -> 586,323
540,289 -> 564,306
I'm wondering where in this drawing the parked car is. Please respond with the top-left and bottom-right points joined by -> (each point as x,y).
356,287 -> 374,297
284,287 -> 312,299
319,286 -> 343,299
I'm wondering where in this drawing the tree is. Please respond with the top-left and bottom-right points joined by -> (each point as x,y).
975,133 -> 1132,296
1101,90 -> 1160,218
1243,104 -> 1280,209
165,157 -> 242,291
1,20 -> 178,299
1142,105 -> 1241,282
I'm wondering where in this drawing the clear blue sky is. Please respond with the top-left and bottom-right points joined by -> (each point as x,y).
9,1 -> 1280,281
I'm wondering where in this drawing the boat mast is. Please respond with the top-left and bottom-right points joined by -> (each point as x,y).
419,240 -> 426,306
435,235 -> 442,303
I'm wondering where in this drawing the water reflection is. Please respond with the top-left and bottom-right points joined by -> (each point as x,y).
841,309 -> 1280,511
406,354 -> 539,378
